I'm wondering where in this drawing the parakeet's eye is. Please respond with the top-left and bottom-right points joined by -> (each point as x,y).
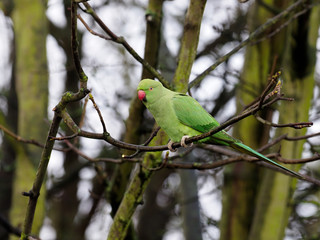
149,87 -> 153,91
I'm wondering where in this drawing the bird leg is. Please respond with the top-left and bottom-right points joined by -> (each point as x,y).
181,135 -> 193,148
168,136 -> 193,152
168,140 -> 177,152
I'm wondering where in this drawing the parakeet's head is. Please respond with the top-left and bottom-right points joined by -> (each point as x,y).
137,79 -> 163,104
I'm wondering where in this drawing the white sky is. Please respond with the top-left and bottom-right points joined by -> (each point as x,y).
1,0 -> 319,239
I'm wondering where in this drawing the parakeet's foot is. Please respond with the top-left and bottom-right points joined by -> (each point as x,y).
168,136 -> 193,152
168,140 -> 177,152
181,135 -> 193,148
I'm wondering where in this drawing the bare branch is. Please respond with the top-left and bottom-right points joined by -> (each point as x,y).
166,156 -> 243,170
80,2 -> 170,88
71,5 -> 88,89
63,139 -> 141,164
285,131 -> 320,141
21,113 -> 62,239
21,2 -> 91,238
0,124 -> 67,152
255,115 -> 313,129
0,215 -> 22,239
166,157 -> 320,186
77,14 -> 112,41
257,71 -> 282,110
88,93 -> 107,133
143,151 -> 170,171
51,133 -> 79,141
53,80 -> 316,157
251,3 -> 316,45
3,87 -> 318,163
123,127 -> 161,158
188,0 -> 311,89
0,124 -> 45,148
276,154 -> 320,164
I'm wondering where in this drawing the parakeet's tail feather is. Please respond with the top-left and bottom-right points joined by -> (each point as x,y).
231,142 -> 303,179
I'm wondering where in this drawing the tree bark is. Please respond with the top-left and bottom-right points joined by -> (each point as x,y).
10,0 -> 48,235
249,4 -> 320,239
220,1 -> 320,240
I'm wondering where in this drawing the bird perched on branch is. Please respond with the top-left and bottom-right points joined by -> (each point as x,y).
137,78 -> 303,179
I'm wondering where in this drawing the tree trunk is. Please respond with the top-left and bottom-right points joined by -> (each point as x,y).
0,11 -> 17,239
47,1 -> 84,238
10,0 -> 48,235
248,4 -> 320,239
108,0 -> 165,219
220,1 -> 320,240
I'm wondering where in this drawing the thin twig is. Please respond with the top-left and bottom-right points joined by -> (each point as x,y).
255,115 -> 313,129
165,155 -> 320,186
188,0 -> 310,89
243,76 -> 284,114
285,131 -> 320,141
80,2 -> 170,89
0,124 -> 67,152
88,93 -> 107,133
180,93 -> 286,147
258,71 -> 282,110
252,4 -> 315,45
51,133 -> 79,141
0,124 -> 45,148
63,139 -> 141,164
21,113 -> 62,239
4,102 -> 319,159
77,14 -> 112,41
276,153 -> 320,164
122,127 -> 161,158
56,80 -> 318,154
0,215 -> 22,238
257,134 -> 288,152
166,156 -> 243,170
142,151 -> 170,171
143,127 -> 161,146
71,7 -> 88,89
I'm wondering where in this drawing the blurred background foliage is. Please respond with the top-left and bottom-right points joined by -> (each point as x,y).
0,0 -> 320,239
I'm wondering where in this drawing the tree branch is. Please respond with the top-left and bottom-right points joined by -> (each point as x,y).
3,82 -> 317,160
77,14 -> 111,41
80,2 -> 170,88
255,114 -> 313,129
63,139 -> 141,164
188,0 -> 310,89
20,2 -> 90,238
53,79 -> 315,156
21,113 -> 62,239
173,0 -> 206,91
0,124 -> 45,148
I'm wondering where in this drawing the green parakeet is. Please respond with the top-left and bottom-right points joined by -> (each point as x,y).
137,79 -> 303,179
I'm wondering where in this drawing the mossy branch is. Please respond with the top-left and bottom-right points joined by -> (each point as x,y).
173,0 -> 206,92
20,2 -> 90,239
106,1 -> 165,239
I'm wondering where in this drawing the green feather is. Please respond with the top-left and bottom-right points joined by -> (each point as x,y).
172,93 -> 240,145
231,142 -> 302,178
172,94 -> 218,132
137,79 -> 303,179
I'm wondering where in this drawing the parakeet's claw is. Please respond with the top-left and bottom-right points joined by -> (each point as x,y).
168,140 -> 177,152
181,135 -> 193,148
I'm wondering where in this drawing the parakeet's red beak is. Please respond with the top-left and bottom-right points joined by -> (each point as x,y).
138,90 -> 146,102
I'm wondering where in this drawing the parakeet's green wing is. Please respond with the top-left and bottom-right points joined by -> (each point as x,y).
172,94 -> 239,145
171,93 -> 303,179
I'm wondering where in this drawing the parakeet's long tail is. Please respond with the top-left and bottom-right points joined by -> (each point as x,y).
230,142 -> 303,179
